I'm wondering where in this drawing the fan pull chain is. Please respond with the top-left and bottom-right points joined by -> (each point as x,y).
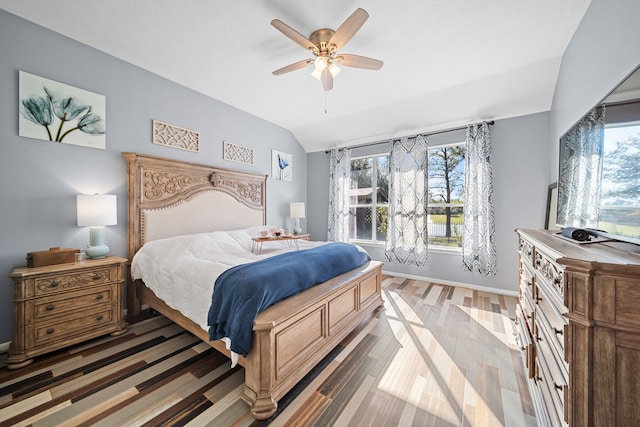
324,91 -> 328,114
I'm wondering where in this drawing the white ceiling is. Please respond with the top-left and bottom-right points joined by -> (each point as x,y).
1,1 -> 591,152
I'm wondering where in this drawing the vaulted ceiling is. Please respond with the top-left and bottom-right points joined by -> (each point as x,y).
0,1 -> 592,152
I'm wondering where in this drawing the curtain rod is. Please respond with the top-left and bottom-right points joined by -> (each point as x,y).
324,120 -> 495,154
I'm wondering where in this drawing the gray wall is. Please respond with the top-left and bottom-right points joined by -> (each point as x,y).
308,112 -> 550,294
0,11 -> 306,344
549,0 -> 640,181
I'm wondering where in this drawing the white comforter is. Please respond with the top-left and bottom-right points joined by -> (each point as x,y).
130,226 -> 320,362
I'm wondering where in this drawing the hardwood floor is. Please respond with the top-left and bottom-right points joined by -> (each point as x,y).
0,275 -> 536,426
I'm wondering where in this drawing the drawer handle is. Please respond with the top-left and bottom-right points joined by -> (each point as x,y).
92,273 -> 101,281
46,304 -> 55,311
96,315 -> 103,321
536,335 -> 543,342
554,327 -> 563,336
554,277 -> 561,285
535,296 -> 542,304
46,328 -> 54,335
553,382 -> 563,391
49,281 -> 59,288
96,294 -> 104,300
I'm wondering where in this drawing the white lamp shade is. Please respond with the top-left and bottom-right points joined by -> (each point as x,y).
77,194 -> 117,226
290,202 -> 306,219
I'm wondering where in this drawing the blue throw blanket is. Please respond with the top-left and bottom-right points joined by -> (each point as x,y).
207,242 -> 370,356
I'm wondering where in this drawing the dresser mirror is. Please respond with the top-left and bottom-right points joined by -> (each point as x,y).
556,65 -> 640,245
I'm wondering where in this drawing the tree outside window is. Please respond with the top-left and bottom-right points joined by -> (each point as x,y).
428,143 -> 466,248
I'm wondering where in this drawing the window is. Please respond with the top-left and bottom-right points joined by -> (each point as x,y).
349,155 -> 389,242
427,142 -> 466,249
349,142 -> 465,250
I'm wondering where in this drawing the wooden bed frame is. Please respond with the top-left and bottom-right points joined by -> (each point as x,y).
123,152 -> 383,419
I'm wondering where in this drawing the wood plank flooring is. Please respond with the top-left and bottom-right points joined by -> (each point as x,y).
0,275 -> 536,426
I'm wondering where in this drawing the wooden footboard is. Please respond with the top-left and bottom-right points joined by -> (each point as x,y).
136,260 -> 383,419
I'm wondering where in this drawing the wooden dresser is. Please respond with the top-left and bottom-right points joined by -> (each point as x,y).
515,229 -> 640,426
7,256 -> 128,369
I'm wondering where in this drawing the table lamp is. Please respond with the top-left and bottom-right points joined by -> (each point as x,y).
77,194 -> 117,259
290,202 -> 305,235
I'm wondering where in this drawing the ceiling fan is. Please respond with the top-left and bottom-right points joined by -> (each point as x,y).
271,8 -> 383,91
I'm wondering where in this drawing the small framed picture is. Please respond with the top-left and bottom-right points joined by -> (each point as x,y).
272,150 -> 292,181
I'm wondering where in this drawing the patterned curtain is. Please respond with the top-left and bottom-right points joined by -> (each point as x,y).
557,106 -> 606,228
385,135 -> 429,266
327,148 -> 352,242
462,122 -> 497,275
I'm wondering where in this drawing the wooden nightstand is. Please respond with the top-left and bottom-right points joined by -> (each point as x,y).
7,256 -> 128,369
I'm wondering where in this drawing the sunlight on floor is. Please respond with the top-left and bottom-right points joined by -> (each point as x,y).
376,286 -> 511,426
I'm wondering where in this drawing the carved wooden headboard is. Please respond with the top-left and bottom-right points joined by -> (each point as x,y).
122,152 -> 267,261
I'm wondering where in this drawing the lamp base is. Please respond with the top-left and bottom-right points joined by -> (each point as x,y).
86,226 -> 110,259
293,218 -> 302,235
85,244 -> 110,259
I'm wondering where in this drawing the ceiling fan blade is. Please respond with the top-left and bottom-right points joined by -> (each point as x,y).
272,59 -> 311,76
321,68 -> 333,91
336,54 -> 383,70
271,19 -> 316,51
329,8 -> 369,50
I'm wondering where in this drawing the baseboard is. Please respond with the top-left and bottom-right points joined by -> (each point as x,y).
381,269 -> 518,298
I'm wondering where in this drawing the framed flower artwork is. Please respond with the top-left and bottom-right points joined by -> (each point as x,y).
272,149 -> 292,181
19,71 -> 106,149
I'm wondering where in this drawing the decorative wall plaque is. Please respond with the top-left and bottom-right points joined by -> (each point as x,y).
152,120 -> 200,152
223,140 -> 254,165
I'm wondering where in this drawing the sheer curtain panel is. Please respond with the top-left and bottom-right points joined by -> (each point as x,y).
385,135 -> 429,266
327,148 -> 352,242
462,122 -> 497,275
557,105 -> 606,227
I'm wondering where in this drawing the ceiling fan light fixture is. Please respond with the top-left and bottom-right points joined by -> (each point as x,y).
311,61 -> 341,80
314,56 -> 328,71
329,62 -> 341,77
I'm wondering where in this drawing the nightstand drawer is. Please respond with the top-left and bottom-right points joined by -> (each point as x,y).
34,267 -> 113,296
31,285 -> 115,320
30,306 -> 115,347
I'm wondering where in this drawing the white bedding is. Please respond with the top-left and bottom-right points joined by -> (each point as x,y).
130,226 -> 321,363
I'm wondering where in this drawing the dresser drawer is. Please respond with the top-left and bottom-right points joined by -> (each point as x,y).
519,235 -> 534,266
33,266 -> 113,296
30,285 -> 115,321
533,249 -> 564,303
535,316 -> 568,399
520,284 -> 535,328
519,262 -> 535,298
515,307 -> 535,378
28,306 -> 115,347
536,353 -> 568,427
535,283 -> 568,362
